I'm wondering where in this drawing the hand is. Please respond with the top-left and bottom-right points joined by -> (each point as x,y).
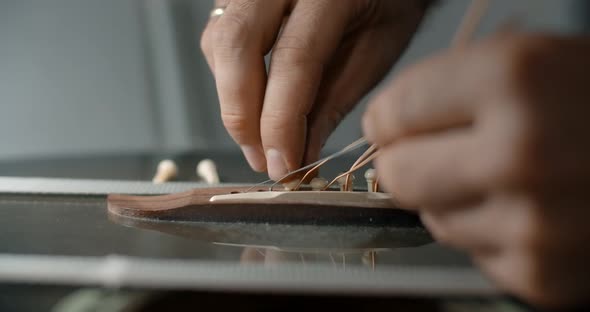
201,0 -> 432,180
362,32 -> 590,309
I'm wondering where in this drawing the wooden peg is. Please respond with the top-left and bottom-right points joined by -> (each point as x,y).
152,159 -> 178,184
337,174 -> 354,192
197,159 -> 220,185
310,177 -> 328,191
364,168 -> 376,192
282,180 -> 300,191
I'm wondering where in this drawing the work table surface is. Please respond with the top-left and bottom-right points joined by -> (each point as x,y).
0,151 -> 536,311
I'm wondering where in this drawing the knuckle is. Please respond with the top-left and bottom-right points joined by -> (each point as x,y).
221,111 -> 252,139
387,73 -> 419,136
200,27 -> 211,54
271,35 -> 320,70
261,111 -> 305,137
479,133 -> 534,187
212,13 -> 251,52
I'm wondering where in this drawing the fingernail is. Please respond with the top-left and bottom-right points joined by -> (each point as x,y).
266,149 -> 288,181
241,145 -> 266,172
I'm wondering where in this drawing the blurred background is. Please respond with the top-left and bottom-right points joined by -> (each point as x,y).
0,0 -> 587,180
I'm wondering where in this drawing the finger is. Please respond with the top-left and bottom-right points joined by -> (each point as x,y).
260,0 -> 356,180
303,24 -> 417,164
201,0 -> 232,74
303,1 -> 426,165
419,198 -> 506,252
374,129 -> 486,207
201,20 -> 216,72
473,251 -> 553,308
211,0 -> 289,172
475,236 -> 590,308
362,50 -> 479,147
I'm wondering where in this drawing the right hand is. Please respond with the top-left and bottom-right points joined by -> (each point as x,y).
362,32 -> 590,309
200,0 -> 432,180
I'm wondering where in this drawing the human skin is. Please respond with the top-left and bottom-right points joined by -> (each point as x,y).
362,32 -> 590,309
200,0 -> 433,180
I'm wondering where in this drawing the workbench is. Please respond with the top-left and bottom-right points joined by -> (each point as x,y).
0,152 -> 537,311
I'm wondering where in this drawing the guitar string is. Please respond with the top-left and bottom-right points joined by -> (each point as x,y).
266,137 -> 370,191
244,137 -> 369,192
322,150 -> 381,191
290,141 -> 378,191
342,144 -> 378,191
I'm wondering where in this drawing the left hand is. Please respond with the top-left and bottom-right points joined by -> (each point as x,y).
362,32 -> 590,309
200,0 -> 430,180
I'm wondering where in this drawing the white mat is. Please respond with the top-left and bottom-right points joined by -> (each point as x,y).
0,176 -> 245,195
0,253 -> 496,295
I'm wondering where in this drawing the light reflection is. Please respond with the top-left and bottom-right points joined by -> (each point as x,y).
108,212 -> 433,271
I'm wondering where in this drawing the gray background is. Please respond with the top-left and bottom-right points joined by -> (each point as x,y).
0,0 -> 586,161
